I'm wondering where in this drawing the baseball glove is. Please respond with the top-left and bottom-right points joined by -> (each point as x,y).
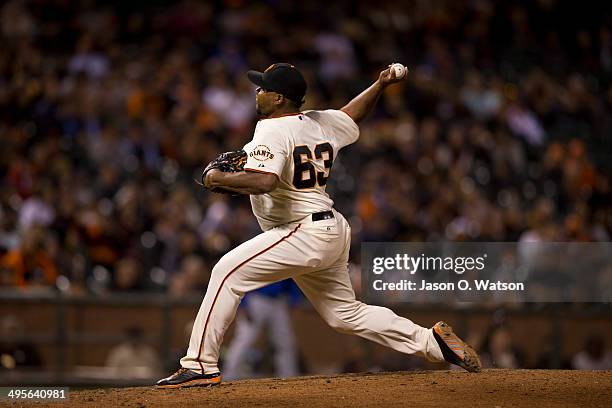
199,149 -> 248,194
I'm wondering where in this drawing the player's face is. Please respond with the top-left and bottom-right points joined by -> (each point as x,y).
255,87 -> 279,117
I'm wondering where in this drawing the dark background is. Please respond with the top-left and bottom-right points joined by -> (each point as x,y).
1,0 -> 611,384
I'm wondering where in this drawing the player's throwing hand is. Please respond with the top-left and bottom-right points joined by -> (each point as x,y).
379,63 -> 408,86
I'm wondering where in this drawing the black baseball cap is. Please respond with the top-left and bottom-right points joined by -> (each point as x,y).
247,63 -> 307,104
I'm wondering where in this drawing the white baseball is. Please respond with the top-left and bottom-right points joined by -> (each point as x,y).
391,63 -> 406,79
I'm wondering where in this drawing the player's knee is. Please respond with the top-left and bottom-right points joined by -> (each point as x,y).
210,263 -> 224,280
210,260 -> 233,285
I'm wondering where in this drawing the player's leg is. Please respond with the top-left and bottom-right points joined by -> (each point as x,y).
181,225 -> 302,373
158,223 -> 313,387
292,212 -> 480,371
222,294 -> 267,380
268,296 -> 298,378
292,212 -> 444,362
293,263 -> 445,363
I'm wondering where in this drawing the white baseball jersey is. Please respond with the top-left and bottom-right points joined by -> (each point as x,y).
242,109 -> 359,231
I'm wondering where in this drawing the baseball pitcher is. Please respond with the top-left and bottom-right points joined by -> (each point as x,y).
157,63 -> 481,388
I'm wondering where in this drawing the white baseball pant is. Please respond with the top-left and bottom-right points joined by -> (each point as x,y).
180,209 -> 444,374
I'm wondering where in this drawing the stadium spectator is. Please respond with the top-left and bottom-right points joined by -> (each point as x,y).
479,325 -> 525,369
571,333 -> 612,370
0,227 -> 58,288
169,254 -> 210,296
0,315 -> 42,370
105,326 -> 161,378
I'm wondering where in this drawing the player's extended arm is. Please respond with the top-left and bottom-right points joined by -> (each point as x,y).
340,65 -> 406,123
205,169 -> 279,195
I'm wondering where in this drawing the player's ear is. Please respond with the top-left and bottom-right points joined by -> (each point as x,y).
275,94 -> 285,106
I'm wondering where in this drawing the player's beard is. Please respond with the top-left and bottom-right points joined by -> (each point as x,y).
255,98 -> 272,118
255,105 -> 270,118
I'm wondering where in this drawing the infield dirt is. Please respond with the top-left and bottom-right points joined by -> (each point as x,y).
13,369 -> 612,408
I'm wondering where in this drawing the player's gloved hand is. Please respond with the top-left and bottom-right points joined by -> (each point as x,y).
199,149 -> 248,194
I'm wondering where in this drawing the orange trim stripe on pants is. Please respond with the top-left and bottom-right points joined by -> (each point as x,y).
195,224 -> 301,373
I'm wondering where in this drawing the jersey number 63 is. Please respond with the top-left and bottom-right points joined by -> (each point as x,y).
292,143 -> 333,189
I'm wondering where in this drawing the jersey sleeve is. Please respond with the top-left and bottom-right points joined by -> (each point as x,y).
319,109 -> 360,148
243,120 -> 289,177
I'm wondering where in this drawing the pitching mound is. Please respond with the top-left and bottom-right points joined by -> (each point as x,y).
31,369 -> 612,407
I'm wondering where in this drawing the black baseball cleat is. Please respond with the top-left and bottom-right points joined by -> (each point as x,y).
156,368 -> 222,388
432,321 -> 481,373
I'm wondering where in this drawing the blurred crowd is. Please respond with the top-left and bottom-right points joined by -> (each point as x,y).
0,0 -> 611,295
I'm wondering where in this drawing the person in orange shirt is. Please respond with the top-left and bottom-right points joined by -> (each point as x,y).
0,227 -> 58,288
